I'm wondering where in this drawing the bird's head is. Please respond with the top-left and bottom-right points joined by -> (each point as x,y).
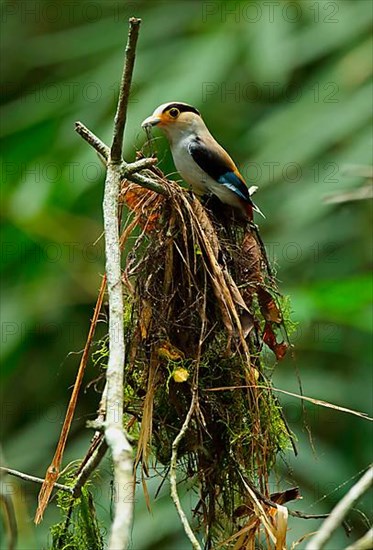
142,102 -> 202,142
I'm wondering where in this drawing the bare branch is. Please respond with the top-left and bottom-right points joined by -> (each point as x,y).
0,467 -> 72,493
125,157 -> 157,174
306,465 -> 373,550
74,120 -> 167,195
111,17 -> 141,163
74,21 -> 151,549
103,159 -> 134,550
72,437 -> 108,499
102,17 -> 144,550
170,390 -> 201,550
129,170 -> 168,196
233,459 -> 353,536
75,121 -> 110,160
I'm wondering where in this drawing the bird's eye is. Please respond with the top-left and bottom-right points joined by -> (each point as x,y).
168,108 -> 179,118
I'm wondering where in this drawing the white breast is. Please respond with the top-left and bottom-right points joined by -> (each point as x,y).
171,137 -> 207,195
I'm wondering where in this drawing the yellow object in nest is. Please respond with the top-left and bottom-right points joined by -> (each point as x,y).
172,368 -> 189,383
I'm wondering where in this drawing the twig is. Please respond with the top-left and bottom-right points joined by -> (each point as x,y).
102,18 -> 142,550
75,121 -> 110,160
305,465 -> 373,550
34,274 -> 107,524
58,409 -> 109,541
103,117 -> 133,548
236,470 -> 277,544
288,510 -> 331,521
72,437 -> 108,498
129,170 -> 168,195
0,467 -> 72,493
111,17 -> 141,163
36,16 -> 161,529
170,390 -> 201,550
74,120 -> 167,195
55,436 -> 109,543
234,461 -> 352,532
205,385 -> 372,421
126,157 -> 158,174
75,121 -> 158,174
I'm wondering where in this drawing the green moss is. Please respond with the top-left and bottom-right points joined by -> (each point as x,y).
49,469 -> 104,550
123,295 -> 134,330
92,334 -> 109,370
278,294 -> 299,338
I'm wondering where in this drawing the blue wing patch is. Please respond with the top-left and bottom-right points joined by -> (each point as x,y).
217,171 -> 251,202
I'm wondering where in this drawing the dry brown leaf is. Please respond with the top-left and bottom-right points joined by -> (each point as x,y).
121,181 -> 163,232
270,487 -> 301,505
263,322 -> 289,360
134,351 -> 159,472
241,231 -> 263,283
157,341 -> 185,362
139,299 -> 152,340
240,312 -> 255,338
163,212 -> 176,295
274,504 -> 288,550
258,287 -> 282,324
141,471 -> 151,513
223,269 -> 251,312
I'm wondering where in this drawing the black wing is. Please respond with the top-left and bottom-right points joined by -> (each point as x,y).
187,136 -> 251,203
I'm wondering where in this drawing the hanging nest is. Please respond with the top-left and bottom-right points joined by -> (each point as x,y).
110,157 -> 298,548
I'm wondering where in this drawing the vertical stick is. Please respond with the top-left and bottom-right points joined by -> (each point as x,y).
111,18 -> 141,163
103,18 -> 141,549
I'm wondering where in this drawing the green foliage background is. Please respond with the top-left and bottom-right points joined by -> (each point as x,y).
1,1 -> 372,548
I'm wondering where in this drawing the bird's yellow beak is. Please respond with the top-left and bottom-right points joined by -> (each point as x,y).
141,114 -> 162,128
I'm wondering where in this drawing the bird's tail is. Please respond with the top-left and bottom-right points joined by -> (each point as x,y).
248,186 -> 265,219
246,199 -> 265,220
252,201 -> 266,219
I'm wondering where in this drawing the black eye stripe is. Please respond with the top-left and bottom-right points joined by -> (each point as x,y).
169,108 -> 179,118
161,103 -> 200,116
